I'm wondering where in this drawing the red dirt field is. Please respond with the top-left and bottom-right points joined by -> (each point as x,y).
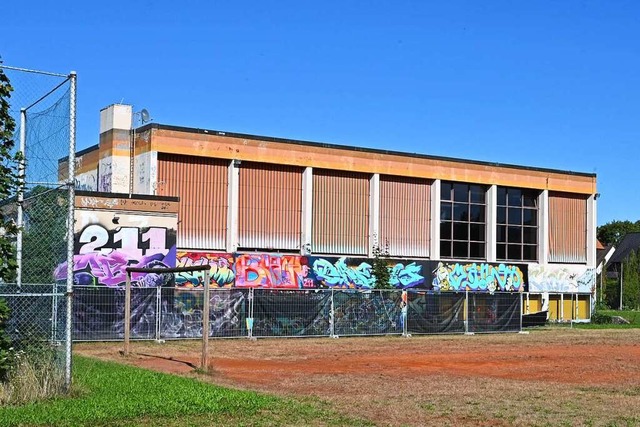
75,328 -> 640,426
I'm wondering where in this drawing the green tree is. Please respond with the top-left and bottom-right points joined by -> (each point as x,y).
371,240 -> 393,289
597,220 -> 640,246
0,62 -> 20,281
0,61 -> 19,380
621,249 -> 640,310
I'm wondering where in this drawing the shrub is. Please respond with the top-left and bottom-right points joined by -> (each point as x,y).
591,311 -> 613,324
0,299 -> 14,382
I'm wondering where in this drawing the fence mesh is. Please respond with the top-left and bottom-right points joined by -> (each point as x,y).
0,65 -> 74,391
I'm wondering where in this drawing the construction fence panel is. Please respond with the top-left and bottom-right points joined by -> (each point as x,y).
160,288 -> 249,339
467,292 -> 522,333
406,291 -> 466,334
70,286 -> 526,341
251,289 -> 331,338
332,289 -> 404,336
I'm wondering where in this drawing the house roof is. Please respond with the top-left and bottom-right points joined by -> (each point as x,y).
609,232 -> 640,263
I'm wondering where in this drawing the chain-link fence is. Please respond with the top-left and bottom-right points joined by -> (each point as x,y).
73,286 -> 527,341
0,65 -> 76,391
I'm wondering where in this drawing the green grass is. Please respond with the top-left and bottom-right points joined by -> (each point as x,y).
573,309 -> 640,329
0,356 -> 371,427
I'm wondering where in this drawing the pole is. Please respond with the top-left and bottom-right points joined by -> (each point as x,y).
124,271 -> 131,356
201,269 -> 211,371
64,71 -> 77,391
16,109 -> 26,289
620,262 -> 624,310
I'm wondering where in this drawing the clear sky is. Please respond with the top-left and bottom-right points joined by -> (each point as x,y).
2,1 -> 639,225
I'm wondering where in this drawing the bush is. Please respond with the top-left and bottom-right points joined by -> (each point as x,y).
591,311 -> 613,324
0,299 -> 14,382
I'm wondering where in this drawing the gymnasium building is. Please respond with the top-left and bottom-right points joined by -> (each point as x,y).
61,104 -> 598,324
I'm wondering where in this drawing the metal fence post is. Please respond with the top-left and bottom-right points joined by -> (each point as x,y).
247,287 -> 254,339
330,288 -> 336,338
464,290 -> 470,334
201,269 -> 210,371
402,290 -> 408,337
124,272 -> 131,356
64,71 -> 76,391
16,108 -> 26,290
155,285 -> 161,341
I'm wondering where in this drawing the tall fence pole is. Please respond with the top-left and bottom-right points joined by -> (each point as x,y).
201,269 -> 211,371
124,271 -> 131,356
64,71 -> 77,391
16,108 -> 26,289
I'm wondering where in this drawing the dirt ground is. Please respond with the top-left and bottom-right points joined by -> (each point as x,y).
75,328 -> 640,426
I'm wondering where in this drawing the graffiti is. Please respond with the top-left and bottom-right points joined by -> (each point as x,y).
333,291 -> 403,335
77,225 -> 170,259
175,252 -> 235,287
162,290 -> 246,338
251,290 -> 331,337
528,265 -> 595,293
431,262 -> 525,293
55,251 -> 174,288
235,254 -> 313,288
98,158 -> 112,192
390,262 -> 425,289
311,257 -> 375,289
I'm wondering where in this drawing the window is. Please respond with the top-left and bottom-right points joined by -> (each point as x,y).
496,187 -> 539,261
440,182 -> 487,259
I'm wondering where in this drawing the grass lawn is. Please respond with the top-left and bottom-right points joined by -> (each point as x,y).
0,356 -> 370,427
572,309 -> 640,329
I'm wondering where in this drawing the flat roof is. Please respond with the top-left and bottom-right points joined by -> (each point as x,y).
139,123 -> 596,178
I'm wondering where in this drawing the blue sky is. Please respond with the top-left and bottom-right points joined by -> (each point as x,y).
3,1 -> 639,225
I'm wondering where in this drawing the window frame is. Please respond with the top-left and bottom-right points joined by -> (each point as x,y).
496,187 -> 539,262
440,182 -> 487,260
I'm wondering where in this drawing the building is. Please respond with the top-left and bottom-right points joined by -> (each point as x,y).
61,104 -> 598,323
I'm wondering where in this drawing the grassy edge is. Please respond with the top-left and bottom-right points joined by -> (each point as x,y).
0,356 -> 372,427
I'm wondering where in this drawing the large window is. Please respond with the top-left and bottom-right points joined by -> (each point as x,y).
440,182 -> 487,259
497,187 -> 539,261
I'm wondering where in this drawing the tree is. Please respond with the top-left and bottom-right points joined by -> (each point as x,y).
0,61 -> 19,380
0,62 -> 20,282
371,239 -> 393,289
621,249 -> 640,310
597,220 -> 640,246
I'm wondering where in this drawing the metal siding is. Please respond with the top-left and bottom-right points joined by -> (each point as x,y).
313,170 -> 369,255
157,154 -> 228,250
238,163 -> 302,250
549,193 -> 587,263
379,176 -> 430,257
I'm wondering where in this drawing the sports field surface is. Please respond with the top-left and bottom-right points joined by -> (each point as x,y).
76,329 -> 640,426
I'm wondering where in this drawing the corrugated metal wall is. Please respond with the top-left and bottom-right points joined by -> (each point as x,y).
549,192 -> 587,263
238,162 -> 303,250
379,176 -> 430,257
157,154 -> 228,250
313,170 -> 369,255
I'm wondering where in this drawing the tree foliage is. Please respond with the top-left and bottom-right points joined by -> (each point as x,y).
0,61 -> 19,381
621,249 -> 640,310
597,220 -> 640,246
372,239 -> 393,289
0,62 -> 20,282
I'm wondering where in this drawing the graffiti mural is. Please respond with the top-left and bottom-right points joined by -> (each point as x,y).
310,257 -> 375,289
528,264 -> 595,294
390,262 -> 426,289
56,198 -> 178,288
175,252 -> 235,288
161,289 -> 247,338
431,262 -> 526,293
235,254 -> 314,288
